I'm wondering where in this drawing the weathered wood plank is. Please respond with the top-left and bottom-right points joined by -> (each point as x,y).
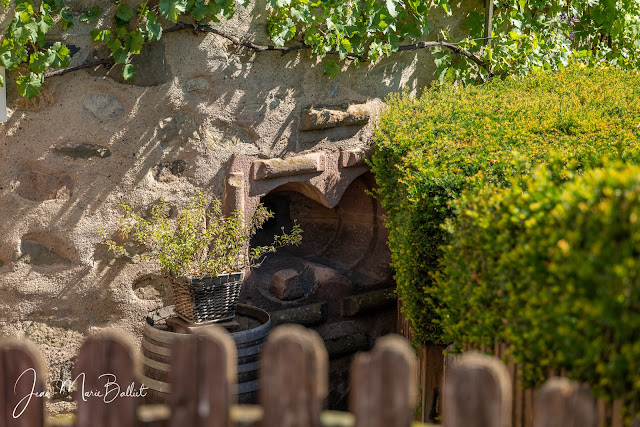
596,398 -> 606,427
74,330 -> 138,427
260,324 -> 328,427
351,335 -> 417,427
170,326 -> 236,427
442,352 -> 511,427
611,399 -> 623,427
424,344 -> 445,422
514,364 -> 523,427
533,377 -> 596,427
505,354 -> 515,427
524,389 -> 534,427
416,347 -> 427,422
0,339 -> 47,427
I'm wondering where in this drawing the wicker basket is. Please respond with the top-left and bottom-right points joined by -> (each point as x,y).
169,272 -> 243,324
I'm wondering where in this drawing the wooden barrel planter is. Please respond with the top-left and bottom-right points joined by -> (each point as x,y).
140,303 -> 271,404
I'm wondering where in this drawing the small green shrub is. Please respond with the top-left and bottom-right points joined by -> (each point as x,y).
372,65 -> 640,344
435,162 -> 640,415
104,191 -> 303,278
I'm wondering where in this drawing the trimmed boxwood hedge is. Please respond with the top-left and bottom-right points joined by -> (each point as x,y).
435,162 -> 640,415
372,65 -> 640,345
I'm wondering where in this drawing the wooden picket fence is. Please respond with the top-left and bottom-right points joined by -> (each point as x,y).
452,343 -> 640,427
443,351 -> 640,427
3,323 -> 638,427
0,324 -> 421,427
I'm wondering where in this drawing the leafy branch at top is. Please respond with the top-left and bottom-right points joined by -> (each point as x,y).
4,0 -> 640,98
0,0 -> 73,97
1,0 -> 454,97
432,0 -> 640,85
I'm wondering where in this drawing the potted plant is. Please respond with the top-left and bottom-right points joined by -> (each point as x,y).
104,191 -> 302,323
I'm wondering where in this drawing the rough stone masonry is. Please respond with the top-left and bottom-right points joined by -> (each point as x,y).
0,0 -> 480,413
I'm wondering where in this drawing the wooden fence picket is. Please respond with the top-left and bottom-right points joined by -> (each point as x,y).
350,334 -> 416,427
612,399 -> 624,427
0,339 -> 46,427
74,329 -> 138,427
259,324 -> 327,427
443,352 -> 512,427
533,377 -> 596,427
170,326 -> 236,427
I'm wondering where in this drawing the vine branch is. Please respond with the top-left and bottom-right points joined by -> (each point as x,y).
44,58 -> 114,78
43,23 -> 486,79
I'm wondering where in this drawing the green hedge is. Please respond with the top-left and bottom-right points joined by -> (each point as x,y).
435,163 -> 640,414
371,65 -> 640,344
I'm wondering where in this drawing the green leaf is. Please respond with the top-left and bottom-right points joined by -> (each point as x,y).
36,14 -> 54,35
125,31 -> 145,54
158,0 -> 188,22
122,63 -> 135,81
80,6 -> 102,23
15,0 -> 34,15
13,21 -> 39,44
112,47 -> 128,64
340,38 -> 352,52
145,11 -> 163,41
90,28 -> 102,42
116,4 -> 135,21
29,50 -> 54,73
191,0 -> 211,21
433,50 -> 449,68
323,60 -> 340,78
60,7 -> 74,30
0,73 -> 4,87
115,26 -> 128,39
48,42 -> 71,68
0,44 -> 28,69
92,29 -> 114,44
16,72 -> 43,98
107,37 -> 122,52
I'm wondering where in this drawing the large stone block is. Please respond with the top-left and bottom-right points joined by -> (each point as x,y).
83,93 -> 126,122
340,287 -> 397,317
299,104 -> 370,131
157,113 -> 198,147
269,268 -> 304,301
270,303 -> 327,326
151,160 -> 187,182
20,238 -> 73,265
111,40 -> 172,87
252,153 -> 325,180
16,170 -> 74,201
52,143 -> 111,159
184,76 -> 212,93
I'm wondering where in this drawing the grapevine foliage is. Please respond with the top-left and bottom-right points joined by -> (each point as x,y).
433,0 -> 640,84
2,0 -> 640,98
265,0 -> 446,77
0,0 -> 73,97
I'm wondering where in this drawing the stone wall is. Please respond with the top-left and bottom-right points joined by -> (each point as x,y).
0,0 -> 479,413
